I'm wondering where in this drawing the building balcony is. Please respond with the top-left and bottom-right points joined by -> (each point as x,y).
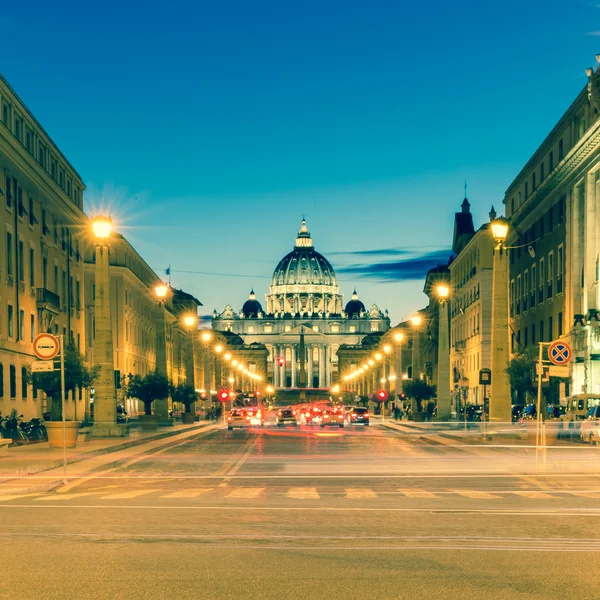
36,288 -> 61,314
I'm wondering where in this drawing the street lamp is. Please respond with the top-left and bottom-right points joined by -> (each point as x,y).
436,283 -> 451,420
200,330 -> 213,412
91,215 -> 120,434
153,282 -> 171,425
410,313 -> 422,385
490,214 -> 511,422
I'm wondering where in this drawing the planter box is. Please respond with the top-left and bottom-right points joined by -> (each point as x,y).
46,421 -> 81,448
413,412 -> 426,422
139,415 -> 158,431
182,412 -> 195,424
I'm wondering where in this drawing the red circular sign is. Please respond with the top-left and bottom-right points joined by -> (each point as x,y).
32,333 -> 60,360
377,389 -> 388,401
548,340 -> 573,366
218,389 -> 230,401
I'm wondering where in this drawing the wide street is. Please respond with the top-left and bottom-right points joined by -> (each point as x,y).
1,417 -> 599,600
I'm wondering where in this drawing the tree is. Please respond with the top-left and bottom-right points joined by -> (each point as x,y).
126,371 -> 170,416
32,344 -> 99,421
171,383 -> 199,414
403,379 -> 436,412
505,348 -> 536,405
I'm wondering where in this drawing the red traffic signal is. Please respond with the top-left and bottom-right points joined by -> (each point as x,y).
218,389 -> 230,402
277,357 -> 285,367
377,389 -> 388,401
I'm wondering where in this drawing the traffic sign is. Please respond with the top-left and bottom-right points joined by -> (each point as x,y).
548,341 -> 573,366
32,333 -> 59,360
31,361 -> 54,373
376,390 -> 388,401
548,365 -> 570,378
218,389 -> 230,402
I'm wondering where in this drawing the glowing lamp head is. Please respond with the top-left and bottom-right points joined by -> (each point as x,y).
183,315 -> 197,328
436,284 -> 450,300
201,331 -> 212,343
411,314 -> 422,327
266,386 -> 274,393
383,345 -> 391,354
375,353 -> 382,361
388,374 -> 397,381
228,377 -> 235,384
215,345 -> 223,353
232,359 -> 238,367
368,359 -> 375,366
363,363 -> 369,370
155,284 -> 169,299
224,353 -> 232,361
237,364 -> 244,371
92,215 -> 112,240
491,217 -> 509,245
331,385 -> 340,394
394,332 -> 404,343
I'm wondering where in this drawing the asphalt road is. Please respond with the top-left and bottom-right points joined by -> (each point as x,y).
2,420 -> 600,600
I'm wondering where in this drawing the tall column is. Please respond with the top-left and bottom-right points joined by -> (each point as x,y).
325,346 -> 331,387
412,329 -> 420,381
307,345 -> 313,388
585,171 -> 597,315
291,345 -> 296,387
394,345 -> 403,398
437,301 -> 451,420
273,345 -> 279,387
92,242 -> 122,435
490,245 -> 511,422
319,345 -> 325,387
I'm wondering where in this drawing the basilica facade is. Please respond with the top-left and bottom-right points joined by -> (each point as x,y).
212,220 -> 390,388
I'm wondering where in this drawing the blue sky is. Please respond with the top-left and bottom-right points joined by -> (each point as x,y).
2,0 -> 599,322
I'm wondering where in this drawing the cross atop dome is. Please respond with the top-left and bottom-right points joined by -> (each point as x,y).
296,218 -> 313,248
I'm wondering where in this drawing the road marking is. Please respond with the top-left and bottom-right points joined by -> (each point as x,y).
161,488 -> 213,499
567,491 -> 600,498
226,438 -> 259,477
513,491 -> 553,499
345,488 -> 377,499
398,488 -> 437,498
35,491 -> 103,501
0,493 -> 41,502
453,490 -> 500,499
286,487 -> 320,499
226,487 -> 264,499
100,489 -> 161,499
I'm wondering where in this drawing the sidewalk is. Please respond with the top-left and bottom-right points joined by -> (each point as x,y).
0,421 -> 222,494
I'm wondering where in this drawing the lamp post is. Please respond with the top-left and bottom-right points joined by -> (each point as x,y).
91,216 -> 123,436
490,216 -> 512,422
228,375 -> 235,413
200,330 -> 213,413
436,284 -> 451,420
410,315 -> 422,413
154,283 -> 171,425
393,331 -> 404,401
182,314 -> 198,421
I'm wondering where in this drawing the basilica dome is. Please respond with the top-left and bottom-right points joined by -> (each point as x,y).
242,290 -> 263,318
271,219 -> 337,288
344,290 -> 366,318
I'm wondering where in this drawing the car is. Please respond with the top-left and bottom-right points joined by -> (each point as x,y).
276,408 -> 297,426
518,404 -> 537,422
511,404 -> 525,423
580,406 -> 600,443
320,410 -> 345,428
245,407 -> 264,427
227,409 -> 250,430
349,407 -> 369,426
561,394 -> 600,427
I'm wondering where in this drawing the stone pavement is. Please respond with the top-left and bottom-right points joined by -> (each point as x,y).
0,421 -> 221,494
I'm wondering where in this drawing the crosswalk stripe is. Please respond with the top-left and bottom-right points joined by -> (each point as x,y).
35,492 -> 103,501
453,490 -> 500,499
287,487 -> 320,499
345,488 -> 378,499
226,488 -> 264,499
398,489 -> 437,498
100,489 -> 161,499
161,488 -> 213,499
513,491 -> 553,499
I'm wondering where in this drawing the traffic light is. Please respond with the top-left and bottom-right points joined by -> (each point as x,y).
277,357 -> 285,367
218,390 -> 229,402
377,389 -> 388,401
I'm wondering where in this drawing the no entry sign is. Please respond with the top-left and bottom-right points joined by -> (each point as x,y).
32,333 -> 60,360
548,340 -> 572,366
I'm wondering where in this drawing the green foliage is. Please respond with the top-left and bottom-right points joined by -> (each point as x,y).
403,379 -> 436,412
33,345 -> 99,421
505,348 -> 536,403
171,383 -> 199,412
127,371 -> 170,416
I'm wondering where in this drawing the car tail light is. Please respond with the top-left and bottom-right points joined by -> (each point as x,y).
364,413 -> 369,418
305,412 -> 310,417
246,416 -> 251,420
257,411 -> 262,417
227,417 -> 232,421
351,413 -> 357,417
324,414 -> 329,419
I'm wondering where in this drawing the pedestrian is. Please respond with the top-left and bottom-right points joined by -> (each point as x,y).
426,401 -> 435,422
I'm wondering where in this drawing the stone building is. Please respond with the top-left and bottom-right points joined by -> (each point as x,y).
212,219 -> 390,388
0,74 -> 87,419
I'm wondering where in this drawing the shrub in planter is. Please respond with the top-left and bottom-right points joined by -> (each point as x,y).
172,383 -> 199,424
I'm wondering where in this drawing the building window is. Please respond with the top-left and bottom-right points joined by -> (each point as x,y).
558,139 -> 564,161
7,305 -> 14,338
370,322 -> 379,332
9,365 -> 16,399
331,324 -> 340,333
540,320 -> 544,343
30,314 -> 35,342
547,252 -> 554,299
523,270 -> 529,311
21,367 -> 28,399
349,325 -> 356,333
531,264 -> 536,307
516,276 -> 521,316
29,247 -> 34,287
264,324 -> 272,333
38,144 -> 46,168
549,151 -> 554,171
558,312 -> 563,336
558,196 -> 565,223
247,326 -> 254,333
284,325 -> 291,332
6,232 -> 13,277
313,326 -> 319,332
539,259 -> 544,304
532,172 -> 536,190
18,240 -> 24,281
510,279 -> 515,317
511,197 -> 515,214
0,363 -> 3,397
540,162 -> 545,181
525,182 -> 529,198
2,102 -> 11,128
19,310 -> 24,341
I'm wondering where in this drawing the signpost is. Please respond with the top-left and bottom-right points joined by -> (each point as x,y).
548,341 -> 572,366
32,333 -> 59,360
479,369 -> 491,440
31,361 -> 55,373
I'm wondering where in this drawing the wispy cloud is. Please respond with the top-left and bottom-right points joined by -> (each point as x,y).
587,31 -> 600,35
337,249 -> 452,282
329,248 -> 413,257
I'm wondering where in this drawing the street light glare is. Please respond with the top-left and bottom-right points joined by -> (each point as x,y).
383,345 -> 391,354
224,353 -> 232,361
375,353 -> 382,361
368,359 -> 375,366
214,345 -> 223,353
91,215 -> 112,239
183,315 -> 197,328
394,332 -> 404,343
411,314 -> 422,327
436,284 -> 450,299
491,217 -> 509,244
201,331 -> 212,343
155,284 -> 168,299
232,359 -> 238,366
